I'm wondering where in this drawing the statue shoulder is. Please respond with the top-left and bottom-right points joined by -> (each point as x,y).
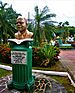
27,30 -> 33,38
15,32 -> 19,36
15,31 -> 20,39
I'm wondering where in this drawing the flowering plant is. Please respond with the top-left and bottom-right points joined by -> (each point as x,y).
0,44 -> 11,63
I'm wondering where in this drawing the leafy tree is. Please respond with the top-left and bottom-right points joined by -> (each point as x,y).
55,21 -> 70,43
58,21 -> 69,27
0,1 -> 21,44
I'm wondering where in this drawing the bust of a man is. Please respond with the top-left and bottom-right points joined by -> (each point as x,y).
15,16 -> 33,39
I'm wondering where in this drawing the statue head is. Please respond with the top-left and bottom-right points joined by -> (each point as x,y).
16,16 -> 27,33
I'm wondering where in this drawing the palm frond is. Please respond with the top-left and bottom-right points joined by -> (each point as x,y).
41,6 -> 49,16
41,14 -> 56,21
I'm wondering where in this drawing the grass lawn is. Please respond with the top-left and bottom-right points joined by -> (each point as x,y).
0,61 -> 75,92
0,68 -> 12,78
32,61 -> 66,72
49,75 -> 75,92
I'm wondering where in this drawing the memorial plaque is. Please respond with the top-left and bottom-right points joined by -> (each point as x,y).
11,51 -> 27,64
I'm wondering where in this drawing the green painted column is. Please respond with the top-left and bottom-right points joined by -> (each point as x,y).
7,39 -> 34,91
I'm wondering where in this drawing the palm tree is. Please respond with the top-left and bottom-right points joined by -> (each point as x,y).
34,6 -> 56,46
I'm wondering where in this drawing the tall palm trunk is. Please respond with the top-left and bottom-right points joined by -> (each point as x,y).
37,20 -> 41,45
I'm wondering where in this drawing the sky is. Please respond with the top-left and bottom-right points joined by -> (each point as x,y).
2,0 -> 75,26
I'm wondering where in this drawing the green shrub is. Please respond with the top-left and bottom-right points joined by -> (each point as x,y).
32,47 -> 45,66
0,43 -> 60,67
0,44 -> 11,63
32,44 -> 60,67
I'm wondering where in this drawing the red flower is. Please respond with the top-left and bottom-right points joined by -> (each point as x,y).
1,51 -> 6,56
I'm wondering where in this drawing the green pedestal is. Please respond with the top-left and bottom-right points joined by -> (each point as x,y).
7,39 -> 34,91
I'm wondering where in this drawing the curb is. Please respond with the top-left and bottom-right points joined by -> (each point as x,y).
0,64 -> 75,87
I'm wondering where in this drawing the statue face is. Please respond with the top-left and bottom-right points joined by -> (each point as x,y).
16,18 -> 27,32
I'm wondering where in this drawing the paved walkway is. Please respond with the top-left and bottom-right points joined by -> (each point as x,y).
59,49 -> 75,82
0,74 -> 67,93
